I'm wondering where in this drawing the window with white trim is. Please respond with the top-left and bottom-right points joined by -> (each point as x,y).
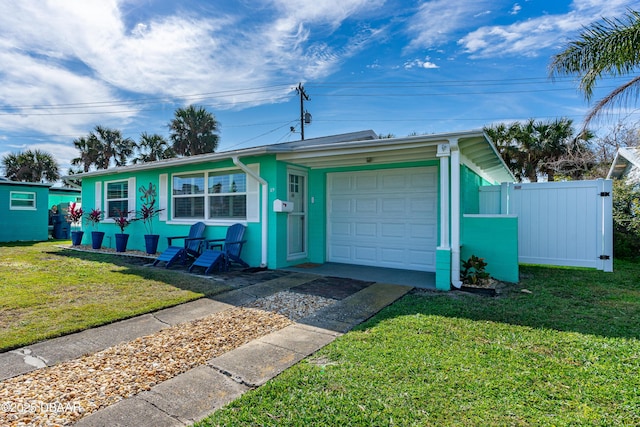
172,171 -> 246,220
106,180 -> 129,218
10,191 -> 36,210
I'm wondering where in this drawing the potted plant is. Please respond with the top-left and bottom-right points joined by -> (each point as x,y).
66,202 -> 84,246
86,208 -> 104,249
138,183 -> 164,254
113,208 -> 137,252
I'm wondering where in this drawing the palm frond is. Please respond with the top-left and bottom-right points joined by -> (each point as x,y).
584,74 -> 640,126
549,9 -> 640,99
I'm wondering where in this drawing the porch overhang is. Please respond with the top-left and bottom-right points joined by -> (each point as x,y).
275,130 -> 514,184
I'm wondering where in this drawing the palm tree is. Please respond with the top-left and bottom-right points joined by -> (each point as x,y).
133,133 -> 176,164
71,135 -> 101,172
549,9 -> 640,126
93,125 -> 136,169
2,149 -> 60,182
485,118 -> 586,182
169,105 -> 220,156
485,123 -> 527,181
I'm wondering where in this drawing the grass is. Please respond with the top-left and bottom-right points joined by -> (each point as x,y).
0,241 -> 232,351
198,261 -> 640,426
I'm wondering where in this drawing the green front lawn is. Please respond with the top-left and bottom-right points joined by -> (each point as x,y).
0,241 -> 231,351
198,261 -> 640,426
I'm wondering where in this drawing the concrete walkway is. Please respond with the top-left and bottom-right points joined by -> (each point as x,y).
1,271 -> 413,427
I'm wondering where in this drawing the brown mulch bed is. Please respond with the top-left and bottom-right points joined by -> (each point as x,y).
0,307 -> 291,426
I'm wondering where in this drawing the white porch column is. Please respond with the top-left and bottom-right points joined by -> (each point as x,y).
449,138 -> 463,289
436,143 -> 450,249
435,143 -> 452,290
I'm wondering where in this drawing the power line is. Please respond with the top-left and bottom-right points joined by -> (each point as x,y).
0,75 -> 627,115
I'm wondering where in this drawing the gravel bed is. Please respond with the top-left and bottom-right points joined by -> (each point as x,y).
0,292 -> 336,426
246,290 -> 337,321
62,244 -> 156,259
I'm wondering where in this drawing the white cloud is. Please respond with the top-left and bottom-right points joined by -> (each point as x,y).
0,0 -> 385,111
510,3 -> 522,15
474,10 -> 492,18
404,0 -> 496,51
0,0 -> 389,170
0,0 -> 386,168
459,0 -> 637,57
404,57 -> 440,69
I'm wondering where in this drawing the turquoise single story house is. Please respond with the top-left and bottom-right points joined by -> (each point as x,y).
71,130 -> 518,290
0,179 -> 50,242
49,186 -> 82,210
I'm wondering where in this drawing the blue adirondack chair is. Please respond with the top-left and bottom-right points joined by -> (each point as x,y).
189,223 -> 248,274
152,222 -> 206,268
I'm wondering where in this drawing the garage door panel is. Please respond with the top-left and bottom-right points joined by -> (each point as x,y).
354,246 -> 377,263
355,198 -> 378,213
331,198 -> 352,214
329,244 -> 352,262
332,176 -> 353,191
381,174 -> 406,189
355,222 -> 377,237
328,167 -> 437,272
411,197 -> 436,213
355,175 -> 377,191
381,223 -> 405,238
381,247 -> 404,263
331,221 -> 352,236
381,198 -> 406,213
412,171 -> 437,187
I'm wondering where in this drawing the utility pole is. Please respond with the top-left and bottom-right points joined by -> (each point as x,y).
296,83 -> 310,140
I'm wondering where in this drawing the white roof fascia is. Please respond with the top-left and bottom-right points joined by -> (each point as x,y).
275,129 -> 487,157
65,146 -> 270,179
63,130 -> 379,180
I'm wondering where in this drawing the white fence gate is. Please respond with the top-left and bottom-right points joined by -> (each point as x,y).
479,179 -> 613,272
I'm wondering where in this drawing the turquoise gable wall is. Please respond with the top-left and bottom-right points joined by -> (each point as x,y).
0,183 -> 49,242
461,165 -> 490,215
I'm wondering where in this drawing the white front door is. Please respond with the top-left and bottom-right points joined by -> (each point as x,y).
287,170 -> 307,259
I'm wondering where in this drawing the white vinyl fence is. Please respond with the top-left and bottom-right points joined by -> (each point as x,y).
479,179 -> 613,272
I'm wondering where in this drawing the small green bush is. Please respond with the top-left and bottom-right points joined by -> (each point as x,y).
461,254 -> 490,285
612,179 -> 640,259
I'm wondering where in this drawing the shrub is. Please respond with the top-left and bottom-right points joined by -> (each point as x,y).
461,255 -> 490,285
612,179 -> 640,259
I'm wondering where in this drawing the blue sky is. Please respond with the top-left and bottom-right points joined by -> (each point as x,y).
0,0 -> 638,172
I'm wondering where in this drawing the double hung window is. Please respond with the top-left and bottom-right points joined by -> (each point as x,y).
172,171 -> 246,220
106,181 -> 129,218
10,192 -> 36,210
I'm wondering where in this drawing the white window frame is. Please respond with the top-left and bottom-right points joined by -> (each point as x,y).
170,168 -> 249,224
10,191 -> 36,210
104,179 -> 135,220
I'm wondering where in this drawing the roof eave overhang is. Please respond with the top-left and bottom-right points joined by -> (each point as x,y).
607,147 -> 640,180
277,129 -> 515,184
63,146 -> 270,180
64,129 -> 514,184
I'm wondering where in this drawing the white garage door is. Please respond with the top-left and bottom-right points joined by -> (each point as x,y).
327,167 -> 437,272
